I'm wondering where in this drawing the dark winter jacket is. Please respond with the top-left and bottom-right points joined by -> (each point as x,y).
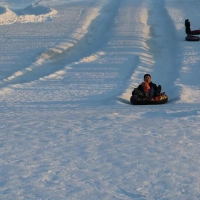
132,82 -> 158,96
185,20 -> 191,35
137,82 -> 158,93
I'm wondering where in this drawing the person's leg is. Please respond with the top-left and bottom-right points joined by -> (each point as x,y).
157,85 -> 162,96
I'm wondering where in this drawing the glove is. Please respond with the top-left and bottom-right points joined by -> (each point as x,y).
142,82 -> 150,92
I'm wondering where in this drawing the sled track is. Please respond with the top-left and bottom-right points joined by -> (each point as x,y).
119,0 -> 183,103
146,0 -> 182,97
0,0 -> 122,87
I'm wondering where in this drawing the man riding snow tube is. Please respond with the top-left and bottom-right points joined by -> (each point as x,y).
130,74 -> 168,105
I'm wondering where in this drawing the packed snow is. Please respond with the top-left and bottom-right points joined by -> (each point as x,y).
1,0 -> 200,199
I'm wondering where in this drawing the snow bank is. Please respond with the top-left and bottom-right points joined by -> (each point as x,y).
0,4 -> 57,25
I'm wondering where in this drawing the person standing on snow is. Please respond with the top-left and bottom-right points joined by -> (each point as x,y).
132,74 -> 161,100
185,19 -> 191,36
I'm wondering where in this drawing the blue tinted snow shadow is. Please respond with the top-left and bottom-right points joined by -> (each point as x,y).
10,4 -> 52,16
117,187 -> 146,200
142,109 -> 200,118
0,6 -> 6,14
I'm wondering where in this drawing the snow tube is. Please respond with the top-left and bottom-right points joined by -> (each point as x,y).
185,35 -> 200,41
190,30 -> 200,35
130,93 -> 168,105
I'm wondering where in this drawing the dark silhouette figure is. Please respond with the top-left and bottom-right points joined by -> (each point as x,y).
185,19 -> 191,36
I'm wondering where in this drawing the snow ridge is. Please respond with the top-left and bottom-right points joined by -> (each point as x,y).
0,4 -> 57,25
119,1 -> 153,101
1,0 -> 121,85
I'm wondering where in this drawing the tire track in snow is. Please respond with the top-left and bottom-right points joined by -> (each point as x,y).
0,0 -> 121,86
118,0 -> 154,102
146,0 -> 182,99
119,0 -> 182,103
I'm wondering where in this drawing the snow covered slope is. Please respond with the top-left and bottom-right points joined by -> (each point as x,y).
1,0 -> 200,199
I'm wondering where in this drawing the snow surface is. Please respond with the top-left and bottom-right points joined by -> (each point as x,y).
1,0 -> 200,199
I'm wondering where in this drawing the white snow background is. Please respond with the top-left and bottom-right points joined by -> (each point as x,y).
0,0 -> 200,199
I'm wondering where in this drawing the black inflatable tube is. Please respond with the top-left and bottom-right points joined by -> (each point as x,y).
185,35 -> 200,41
130,96 -> 168,105
190,30 -> 200,35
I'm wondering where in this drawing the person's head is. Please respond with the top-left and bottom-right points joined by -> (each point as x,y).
144,74 -> 151,83
185,19 -> 189,23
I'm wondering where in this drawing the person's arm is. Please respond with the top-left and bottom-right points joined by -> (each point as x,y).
150,82 -> 158,91
132,84 -> 144,96
137,84 -> 143,91
153,83 -> 158,91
